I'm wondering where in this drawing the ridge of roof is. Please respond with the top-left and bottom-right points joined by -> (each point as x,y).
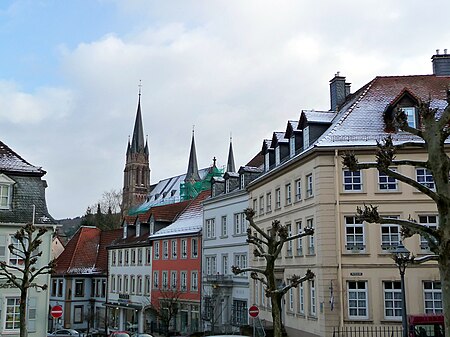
0,141 -> 45,175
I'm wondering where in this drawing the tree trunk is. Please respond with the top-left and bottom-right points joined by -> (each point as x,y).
19,289 -> 28,337
271,294 -> 283,337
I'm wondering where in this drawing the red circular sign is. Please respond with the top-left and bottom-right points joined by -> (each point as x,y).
249,305 -> 259,318
51,305 -> 63,318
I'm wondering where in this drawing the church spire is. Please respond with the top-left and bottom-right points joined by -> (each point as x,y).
130,85 -> 145,153
185,127 -> 200,182
226,134 -> 236,173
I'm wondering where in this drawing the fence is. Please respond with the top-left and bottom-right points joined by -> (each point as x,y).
333,326 -> 403,337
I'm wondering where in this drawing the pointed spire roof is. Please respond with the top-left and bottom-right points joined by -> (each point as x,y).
226,136 -> 236,173
130,91 -> 145,154
185,129 -> 200,182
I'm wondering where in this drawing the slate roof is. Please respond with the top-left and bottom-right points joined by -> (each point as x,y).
317,75 -> 450,147
149,190 -> 210,239
0,141 -> 45,175
54,227 -> 122,275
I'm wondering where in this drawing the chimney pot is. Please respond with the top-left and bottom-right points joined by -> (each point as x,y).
437,49 -> 440,55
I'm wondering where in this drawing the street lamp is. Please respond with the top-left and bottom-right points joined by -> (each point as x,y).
392,242 -> 411,337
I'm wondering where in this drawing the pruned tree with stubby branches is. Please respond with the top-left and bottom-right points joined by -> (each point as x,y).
342,95 -> 450,337
232,208 -> 314,337
148,287 -> 183,337
0,223 -> 55,337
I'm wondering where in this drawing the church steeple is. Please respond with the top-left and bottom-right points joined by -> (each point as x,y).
226,135 -> 236,173
185,128 -> 200,183
122,84 -> 151,217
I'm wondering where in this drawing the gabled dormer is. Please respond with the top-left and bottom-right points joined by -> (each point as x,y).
261,139 -> 275,172
383,88 -> 421,132
285,120 -> 302,158
211,176 -> 225,197
271,132 -> 289,165
223,172 -> 239,193
238,166 -> 263,189
299,110 -> 335,149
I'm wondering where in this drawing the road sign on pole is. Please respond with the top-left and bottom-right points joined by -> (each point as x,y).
51,305 -> 63,319
249,305 -> 259,318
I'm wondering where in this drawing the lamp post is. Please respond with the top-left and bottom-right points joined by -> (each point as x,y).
392,242 -> 411,337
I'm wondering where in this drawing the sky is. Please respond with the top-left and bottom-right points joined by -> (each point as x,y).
1,0 -> 450,219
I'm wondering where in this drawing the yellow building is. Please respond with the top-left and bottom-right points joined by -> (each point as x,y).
247,54 -> 450,337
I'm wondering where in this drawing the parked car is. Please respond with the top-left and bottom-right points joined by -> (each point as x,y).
109,332 -> 130,337
48,329 -> 80,337
131,334 -> 154,337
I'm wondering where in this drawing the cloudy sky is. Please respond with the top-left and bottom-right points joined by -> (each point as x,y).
1,0 -> 449,219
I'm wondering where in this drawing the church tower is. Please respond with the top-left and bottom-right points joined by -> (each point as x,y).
122,89 -> 150,216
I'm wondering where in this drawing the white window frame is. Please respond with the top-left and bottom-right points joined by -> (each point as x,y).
222,254 -> 228,275
181,271 -> 187,291
383,281 -> 402,319
259,196 -> 264,215
154,241 -> 160,260
343,169 -> 362,192
153,271 -> 159,289
275,188 -> 281,208
348,281 -> 368,319
275,146 -> 280,165
191,271 -> 199,291
285,183 -> 292,205
307,218 -> 315,255
171,271 -> 177,289
381,216 -> 400,251
416,168 -> 435,190
191,238 -> 198,258
423,281 -> 442,314
310,280 -> 316,316
266,192 -> 272,212
345,216 -> 365,251
221,216 -> 227,237
296,221 -> 303,256
171,240 -> 177,259
295,178 -> 302,202
4,297 -> 20,330
181,239 -> 187,259
378,170 -> 398,191
205,218 -> 215,239
289,135 -> 296,158
419,215 -> 438,250
306,174 -> 313,198
163,240 -> 169,259
286,224 -> 292,256
0,174 -> 14,210
303,126 -> 310,148
298,283 -> 304,314
401,107 -> 416,128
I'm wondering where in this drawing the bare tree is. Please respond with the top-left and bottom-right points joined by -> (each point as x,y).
0,223 -> 55,337
148,287 -> 183,337
232,208 -> 314,337
342,97 -> 450,337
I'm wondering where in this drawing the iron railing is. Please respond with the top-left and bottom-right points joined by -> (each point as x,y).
333,326 -> 403,337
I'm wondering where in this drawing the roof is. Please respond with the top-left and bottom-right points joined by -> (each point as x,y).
300,110 -> 336,125
149,190 -> 210,239
317,75 -> 450,147
0,141 -> 45,175
54,227 -> 122,275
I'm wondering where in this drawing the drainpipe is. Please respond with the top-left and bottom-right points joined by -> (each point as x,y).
334,149 -> 344,327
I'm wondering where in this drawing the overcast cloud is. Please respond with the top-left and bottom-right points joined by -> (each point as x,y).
1,0 -> 449,219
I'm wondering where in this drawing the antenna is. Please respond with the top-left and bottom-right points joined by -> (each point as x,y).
138,80 -> 142,97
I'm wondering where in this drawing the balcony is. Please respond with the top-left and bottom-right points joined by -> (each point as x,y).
203,274 -> 233,287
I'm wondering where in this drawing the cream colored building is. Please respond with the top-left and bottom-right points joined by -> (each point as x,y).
247,57 -> 449,337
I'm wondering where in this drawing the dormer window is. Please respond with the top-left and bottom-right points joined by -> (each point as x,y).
289,135 -> 295,158
0,174 -> 15,210
265,153 -> 270,172
240,175 -> 245,189
225,179 -> 230,193
275,147 -> 280,165
401,107 -> 416,128
303,126 -> 310,149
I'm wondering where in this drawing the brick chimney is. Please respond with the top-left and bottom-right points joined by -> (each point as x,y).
330,72 -> 350,111
432,49 -> 450,76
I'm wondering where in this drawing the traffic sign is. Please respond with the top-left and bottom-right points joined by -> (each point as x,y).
248,305 -> 259,318
51,305 -> 63,318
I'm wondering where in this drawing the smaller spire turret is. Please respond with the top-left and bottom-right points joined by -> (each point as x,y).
226,134 -> 236,173
185,128 -> 200,183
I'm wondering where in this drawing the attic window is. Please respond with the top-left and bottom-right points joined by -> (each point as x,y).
303,126 -> 310,148
171,190 -> 176,197
401,107 -> 416,128
0,174 -> 15,210
163,192 -> 168,198
289,135 -> 295,158
265,153 -> 270,172
275,147 -> 280,165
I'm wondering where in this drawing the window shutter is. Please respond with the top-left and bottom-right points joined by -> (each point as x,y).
28,297 -> 37,331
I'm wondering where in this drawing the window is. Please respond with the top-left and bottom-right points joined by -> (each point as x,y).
379,171 -> 398,191
145,248 -> 151,264
181,271 -> 187,291
275,147 -> 280,165
266,192 -> 272,212
306,174 -> 313,197
232,300 -> 248,326
124,275 -> 129,292
191,238 -> 198,258
295,179 -> 302,202
265,153 -> 270,172
384,281 -> 402,319
9,236 -> 24,266
222,255 -> 228,274
424,281 -> 442,314
310,280 -> 316,316
171,271 -> 177,289
205,256 -> 217,275
225,179 -> 230,193
131,275 -> 136,293
131,249 -> 136,265
381,216 -> 400,250
5,297 -> 20,330
137,248 -> 142,265
240,175 -> 245,189
0,174 -> 14,209
416,168 -> 435,190
234,213 -> 246,235
28,297 -> 36,332
74,306 -> 83,324
419,215 -> 438,250
145,276 -> 151,294
286,224 -> 292,256
75,280 -> 84,297
162,271 -> 168,289
118,250 -> 123,265
298,283 -> 305,314
343,169 -> 362,191
181,239 -> 187,258
348,281 -> 368,319
58,279 -> 63,297
153,271 -> 159,289
275,188 -> 281,208
253,199 -> 257,212
163,240 -> 169,259
206,218 -> 216,239
112,251 -> 117,266
124,249 -> 129,265
259,196 -> 264,215
171,240 -> 177,259
303,126 -> 310,148
289,135 -> 296,157
137,276 -> 142,295
191,271 -> 199,291
307,218 -> 314,254
221,216 -> 228,237
345,216 -> 365,251
401,107 -> 416,128
154,241 -> 160,259
234,254 -> 247,275
118,275 -> 123,292
285,183 -> 292,205
296,221 -> 303,256
288,286 -> 294,311
111,275 -> 116,293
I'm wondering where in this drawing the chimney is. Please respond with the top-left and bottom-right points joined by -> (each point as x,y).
330,72 -> 350,111
432,49 -> 450,76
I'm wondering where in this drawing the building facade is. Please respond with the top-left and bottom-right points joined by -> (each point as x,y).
247,54 -> 448,337
0,140 -> 56,335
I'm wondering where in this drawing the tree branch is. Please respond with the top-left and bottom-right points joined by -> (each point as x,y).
278,270 -> 315,296
285,227 -> 314,242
